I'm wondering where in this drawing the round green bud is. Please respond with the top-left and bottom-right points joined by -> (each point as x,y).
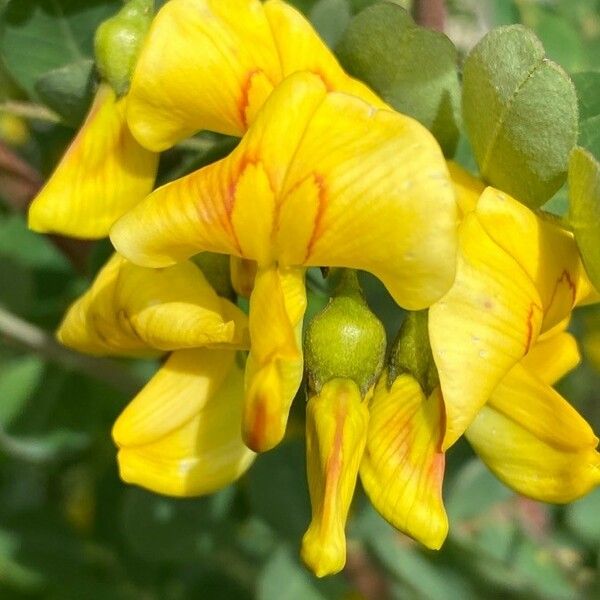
304,270 -> 386,395
94,0 -> 153,96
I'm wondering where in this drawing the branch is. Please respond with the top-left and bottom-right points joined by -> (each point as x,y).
412,0 -> 446,32
0,305 -> 144,396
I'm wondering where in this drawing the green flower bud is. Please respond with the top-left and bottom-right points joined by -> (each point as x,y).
304,270 -> 386,395
94,0 -> 154,96
389,310 -> 439,395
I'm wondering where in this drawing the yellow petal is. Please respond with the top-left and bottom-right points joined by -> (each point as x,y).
113,72 -> 458,309
115,349 -> 255,496
126,0 -> 385,152
58,254 -> 247,356
243,265 -> 306,452
429,213 -> 544,450
446,160 -> 485,216
263,0 -> 385,108
476,188 -> 586,332
28,84 -> 157,239
466,363 -> 600,503
126,0 -> 280,150
301,378 -> 369,578
360,373 -> 448,549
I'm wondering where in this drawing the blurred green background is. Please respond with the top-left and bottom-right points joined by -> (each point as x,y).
1,0 -> 600,598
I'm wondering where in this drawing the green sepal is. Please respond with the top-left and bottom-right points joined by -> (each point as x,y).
304,270 -> 386,395
94,0 -> 154,96
569,147 -> 600,290
389,310 -> 438,396
462,24 -> 578,208
336,1 -> 461,157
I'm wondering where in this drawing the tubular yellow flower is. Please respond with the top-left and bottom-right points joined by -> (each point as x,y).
114,348 -> 256,496
28,84 -> 158,239
126,0 -> 385,151
430,185 -> 594,449
360,372 -> 448,550
111,72 -> 458,452
58,253 -> 248,356
302,378 -> 369,577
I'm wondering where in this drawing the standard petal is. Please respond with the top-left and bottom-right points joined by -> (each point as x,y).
476,188 -> 586,332
126,0 -> 281,150
28,84 -> 158,239
243,265 -> 306,452
115,349 -> 255,496
301,379 -> 369,577
360,374 -> 448,550
278,85 -> 458,309
466,363 -> 600,503
58,254 -> 247,356
429,213 -> 544,450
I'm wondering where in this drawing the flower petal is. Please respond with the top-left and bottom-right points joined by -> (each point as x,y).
243,265 -> 306,452
115,349 -> 255,496
466,362 -> 600,503
301,378 -> 369,577
112,73 -> 328,268
429,213 -> 544,450
360,373 -> 448,550
263,0 -> 384,107
58,254 -> 247,356
28,84 -> 157,239
114,72 -> 458,309
476,188 -> 586,331
126,0 -> 281,150
126,0 -> 385,152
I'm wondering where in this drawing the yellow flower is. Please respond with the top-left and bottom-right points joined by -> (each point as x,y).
111,72 -> 458,452
114,348 -> 255,497
58,253 -> 247,356
28,84 -> 158,239
58,254 -> 254,496
431,170 -> 597,449
126,0 -> 385,151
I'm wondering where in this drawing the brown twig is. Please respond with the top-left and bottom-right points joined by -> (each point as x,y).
344,543 -> 391,600
412,0 -> 447,32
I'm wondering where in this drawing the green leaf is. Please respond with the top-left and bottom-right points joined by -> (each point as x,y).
1,0 -> 119,99
310,0 -> 351,48
571,71 -> 600,122
257,545 -> 325,600
34,59 -> 95,127
569,147 -> 600,290
533,11 -> 585,72
565,487 -> 600,546
0,356 -> 44,428
462,25 -> 578,208
336,1 -> 461,156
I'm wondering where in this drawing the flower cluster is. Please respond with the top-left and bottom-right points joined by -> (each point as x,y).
28,0 -> 600,578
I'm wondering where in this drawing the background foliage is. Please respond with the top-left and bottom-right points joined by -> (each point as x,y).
1,0 -> 600,598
